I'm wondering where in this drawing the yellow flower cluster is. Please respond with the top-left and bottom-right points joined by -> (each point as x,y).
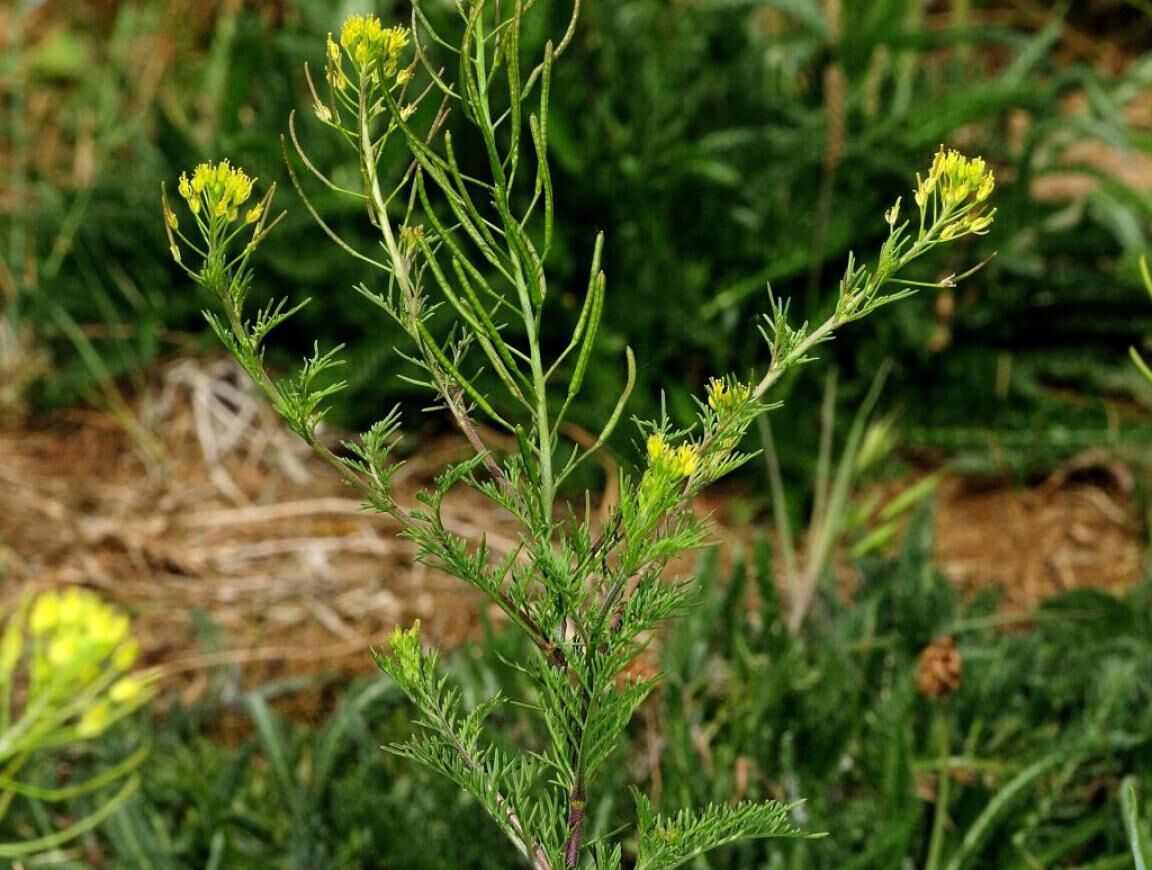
915,147 -> 995,211
705,377 -> 752,417
10,588 -> 152,740
177,159 -> 258,224
30,588 -> 138,672
646,434 -> 698,479
339,14 -> 410,77
912,147 -> 996,240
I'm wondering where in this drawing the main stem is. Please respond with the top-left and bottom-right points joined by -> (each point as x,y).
563,659 -> 593,867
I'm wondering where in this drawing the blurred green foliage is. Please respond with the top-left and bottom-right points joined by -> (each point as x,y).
654,516 -> 1152,867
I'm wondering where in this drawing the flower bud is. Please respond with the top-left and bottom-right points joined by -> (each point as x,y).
113,637 -> 140,671
885,197 -> 902,227
646,434 -> 697,478
110,677 -> 145,704
77,702 -> 111,738
705,377 -> 751,417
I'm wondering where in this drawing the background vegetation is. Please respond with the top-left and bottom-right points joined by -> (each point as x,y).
3,0 -> 1152,866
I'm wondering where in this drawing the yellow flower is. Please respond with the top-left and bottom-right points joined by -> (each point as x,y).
176,160 -> 256,226
91,611 -> 130,648
245,204 -> 264,225
646,434 -> 697,479
77,702 -> 111,738
326,35 -> 350,92
967,212 -> 995,234
976,173 -> 995,203
113,637 -> 140,671
339,14 -> 410,77
671,445 -> 698,477
706,377 -> 752,417
29,592 -> 61,635
110,677 -> 145,704
647,433 -> 672,464
47,636 -> 77,668
59,588 -> 84,625
916,147 -> 995,216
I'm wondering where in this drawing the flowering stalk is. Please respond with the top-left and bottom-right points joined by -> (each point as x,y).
0,589 -> 156,858
164,4 -> 994,865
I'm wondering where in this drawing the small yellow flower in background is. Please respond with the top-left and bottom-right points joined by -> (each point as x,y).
29,592 -> 60,635
113,637 -> 140,671
245,204 -> 264,225
2,589 -> 154,852
59,587 -> 84,624
77,702 -> 111,739
24,589 -> 146,691
5,589 -> 155,749
47,636 -> 77,667
95,611 -> 130,647
110,677 -> 144,704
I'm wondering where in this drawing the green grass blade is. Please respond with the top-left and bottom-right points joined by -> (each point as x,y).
1122,777 -> 1150,870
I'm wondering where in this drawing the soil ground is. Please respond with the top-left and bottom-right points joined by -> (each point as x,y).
1,358 -> 1144,700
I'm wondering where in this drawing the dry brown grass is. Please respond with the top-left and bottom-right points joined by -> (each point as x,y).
1,356 -> 1144,704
